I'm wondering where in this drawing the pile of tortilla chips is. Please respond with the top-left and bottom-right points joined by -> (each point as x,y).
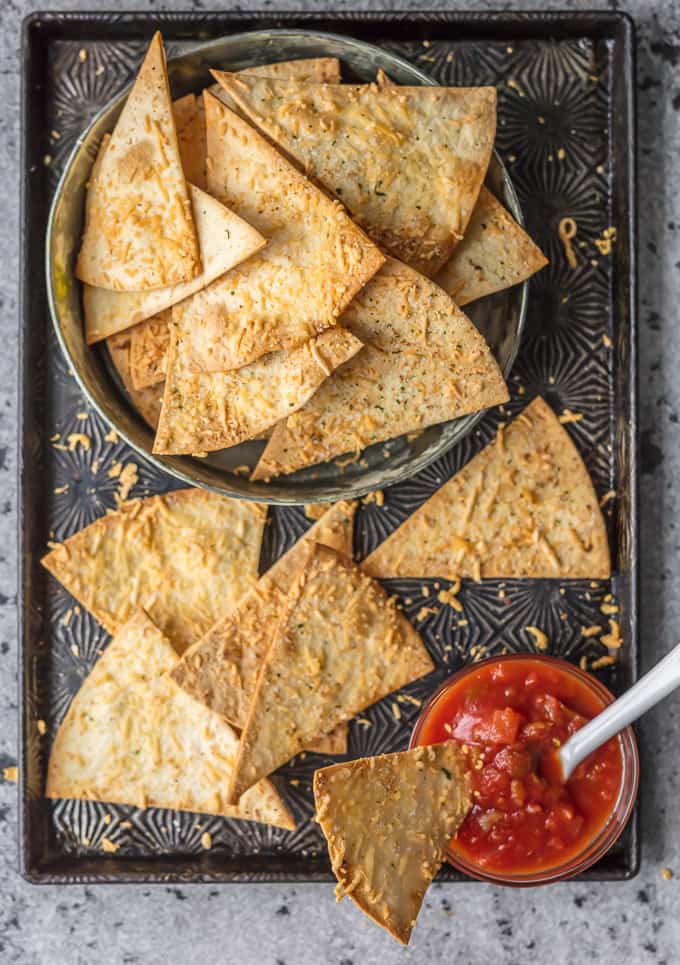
48,34 -> 619,947
44,491 -> 437,835
81,32 -> 545,468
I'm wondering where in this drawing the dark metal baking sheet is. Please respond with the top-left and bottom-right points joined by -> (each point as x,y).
20,10 -> 637,883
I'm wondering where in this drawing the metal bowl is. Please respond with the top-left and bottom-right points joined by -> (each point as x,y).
46,29 -> 526,505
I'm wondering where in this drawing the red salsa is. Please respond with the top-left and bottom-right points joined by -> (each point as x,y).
415,658 -> 624,876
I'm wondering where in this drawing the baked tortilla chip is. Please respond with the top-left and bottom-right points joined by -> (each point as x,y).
83,182 -> 265,343
173,92 -> 207,189
174,93 -> 383,374
171,501 -> 358,750
129,312 -> 171,388
314,743 -> 472,944
363,396 -> 611,580
42,489 -> 267,654
179,60 -> 341,188
106,329 -> 164,429
210,57 -> 341,113
213,74 -> 496,276
373,71 -> 546,304
76,33 -> 200,291
227,544 -> 434,803
435,186 -> 548,306
47,610 -> 294,830
252,257 -> 508,480
154,322 -> 363,455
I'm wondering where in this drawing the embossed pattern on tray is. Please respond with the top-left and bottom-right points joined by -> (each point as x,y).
24,19 -> 635,881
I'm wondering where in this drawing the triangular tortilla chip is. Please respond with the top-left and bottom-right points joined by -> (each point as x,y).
314,743 -> 472,944
153,322 -> 363,455
435,186 -> 548,306
173,93 -> 383,374
227,544 -> 434,803
173,92 -> 207,190
47,610 -> 294,830
83,182 -> 266,343
176,61 -> 341,193
106,329 -> 164,429
252,257 -> 508,480
171,501 -> 358,743
213,74 -> 496,276
362,396 -> 611,580
129,312 -> 171,388
210,57 -> 342,114
76,33 -> 201,291
373,71 -> 547,305
42,489 -> 267,654
242,57 -> 341,83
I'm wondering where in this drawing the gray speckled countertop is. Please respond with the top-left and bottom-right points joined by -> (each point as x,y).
1,1 -> 679,962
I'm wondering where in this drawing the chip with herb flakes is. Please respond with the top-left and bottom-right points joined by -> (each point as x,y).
212,73 -> 496,277
210,56 -> 341,114
434,186 -> 548,306
227,544 -> 434,803
173,93 -> 383,375
106,329 -> 164,429
154,323 -> 363,455
47,610 -> 294,830
314,743 -> 472,944
252,256 -> 508,480
41,489 -> 267,654
171,500 -> 358,753
83,180 -> 265,343
76,33 -> 201,291
362,396 -> 611,580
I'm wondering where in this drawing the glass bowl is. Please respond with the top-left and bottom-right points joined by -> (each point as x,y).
409,654 -> 639,886
46,29 -> 527,505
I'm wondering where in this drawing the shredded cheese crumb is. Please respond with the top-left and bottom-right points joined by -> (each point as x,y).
661,867 -> 673,881
581,625 -> 602,638
595,226 -> 617,255
601,603 -> 619,615
438,582 -> 463,612
2,766 -> 18,783
37,719 -> 47,736
201,832 -> 212,850
600,490 -> 616,507
601,619 -> 622,650
591,655 -> 616,670
559,409 -> 583,424
558,217 -> 578,268
602,334 -> 613,349
105,428 -> 119,444
101,837 -> 119,853
67,433 -> 91,451
362,489 -> 385,507
525,626 -> 549,651
115,463 -> 139,507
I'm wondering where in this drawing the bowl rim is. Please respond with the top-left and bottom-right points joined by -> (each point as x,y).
45,27 -> 528,506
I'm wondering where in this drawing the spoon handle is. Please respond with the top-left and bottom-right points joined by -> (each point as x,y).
559,640 -> 680,781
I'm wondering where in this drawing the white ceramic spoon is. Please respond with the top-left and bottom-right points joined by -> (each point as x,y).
558,640 -> 680,781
